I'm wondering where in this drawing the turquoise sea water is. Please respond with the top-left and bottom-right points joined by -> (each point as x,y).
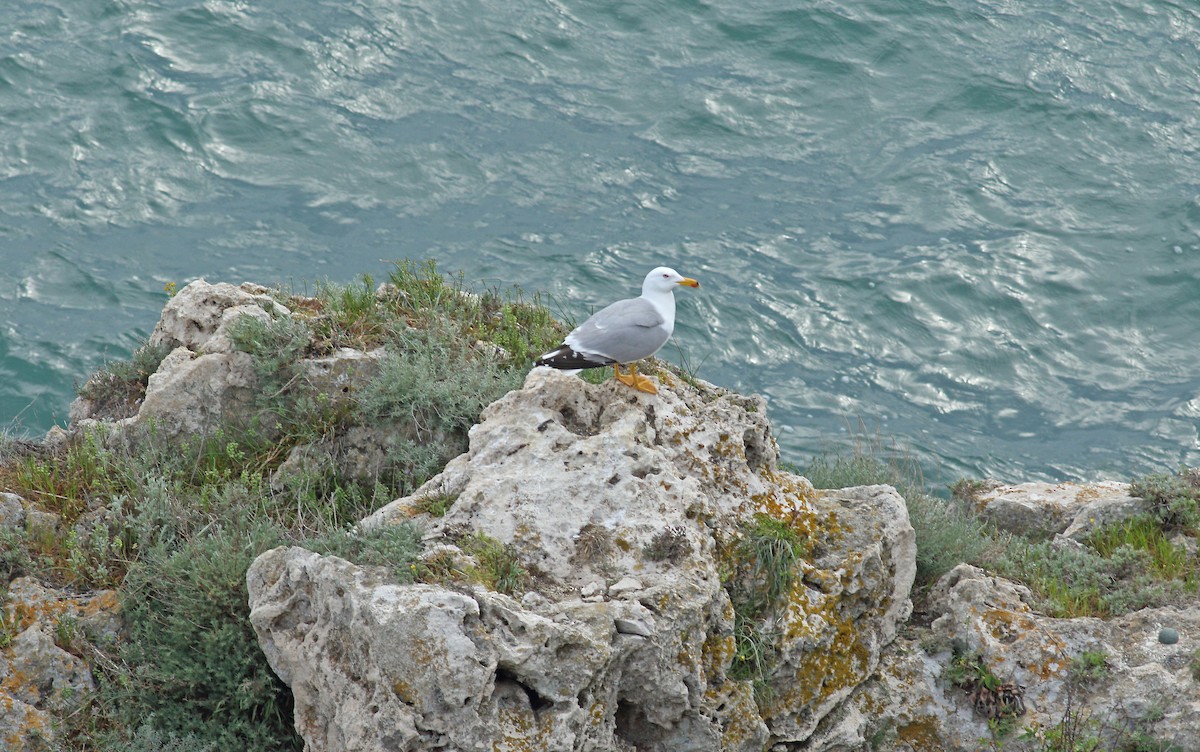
2,0 -> 1199,483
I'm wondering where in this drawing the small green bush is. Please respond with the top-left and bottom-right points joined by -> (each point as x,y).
76,342 -> 172,420
720,512 -> 808,696
1130,469 -> 1200,532
102,521 -> 299,750
459,532 -> 528,595
994,538 -> 1189,618
305,524 -> 423,582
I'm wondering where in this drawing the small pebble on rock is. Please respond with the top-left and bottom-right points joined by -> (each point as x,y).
1158,627 -> 1179,645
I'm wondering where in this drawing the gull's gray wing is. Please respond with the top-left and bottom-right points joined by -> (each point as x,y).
564,297 -> 670,363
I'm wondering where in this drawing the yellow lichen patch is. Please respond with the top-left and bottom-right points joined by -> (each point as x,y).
588,699 -> 606,727
704,680 -> 763,749
1,688 -> 51,750
2,668 -> 40,703
746,469 -> 826,544
767,555 -> 875,716
391,678 -> 416,705
981,607 -> 1037,643
494,704 -> 554,752
896,716 -> 945,750
980,608 -> 1068,680
701,630 -> 736,683
676,629 -> 700,674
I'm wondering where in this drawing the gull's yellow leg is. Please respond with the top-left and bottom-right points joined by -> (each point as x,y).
628,363 -> 658,395
613,363 -> 637,388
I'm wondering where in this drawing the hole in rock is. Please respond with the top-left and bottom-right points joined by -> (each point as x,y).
495,667 -> 552,712
630,464 -> 661,479
558,405 -> 598,437
614,699 -> 668,748
743,428 -> 766,470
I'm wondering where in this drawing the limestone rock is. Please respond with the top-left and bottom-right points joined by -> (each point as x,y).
69,279 -> 275,438
0,492 -> 59,534
0,578 -> 122,750
249,368 -> 917,751
926,565 -> 1200,747
133,346 -> 260,437
974,481 -> 1148,540
0,492 -> 25,528
825,563 -> 1200,750
149,279 -> 288,354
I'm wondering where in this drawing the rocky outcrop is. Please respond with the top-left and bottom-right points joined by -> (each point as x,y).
831,564 -> 1200,750
69,280 -> 280,438
973,480 -> 1149,541
23,275 -> 1195,751
247,368 -> 918,751
68,280 -> 391,479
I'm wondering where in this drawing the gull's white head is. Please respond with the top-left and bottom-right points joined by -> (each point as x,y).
642,266 -> 700,296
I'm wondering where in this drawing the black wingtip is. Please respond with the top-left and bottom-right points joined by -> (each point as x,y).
535,345 -> 613,370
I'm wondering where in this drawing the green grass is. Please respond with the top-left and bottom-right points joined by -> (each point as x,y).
990,468 -> 1200,619
801,445 -> 1200,620
462,532 -> 528,595
1086,515 -> 1196,582
383,259 -> 566,369
720,512 -> 809,697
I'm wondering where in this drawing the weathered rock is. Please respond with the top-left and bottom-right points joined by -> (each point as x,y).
0,578 -> 122,750
149,280 -> 288,354
927,565 -> 1200,748
0,492 -> 25,528
974,481 -> 1149,540
249,368 -> 917,751
0,492 -> 59,534
69,280 -> 276,438
835,565 -> 1200,750
132,346 -> 260,437
68,281 -> 402,468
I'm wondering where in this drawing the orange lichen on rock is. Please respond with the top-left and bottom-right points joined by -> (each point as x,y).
980,607 -> 1068,680
764,546 -> 878,721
